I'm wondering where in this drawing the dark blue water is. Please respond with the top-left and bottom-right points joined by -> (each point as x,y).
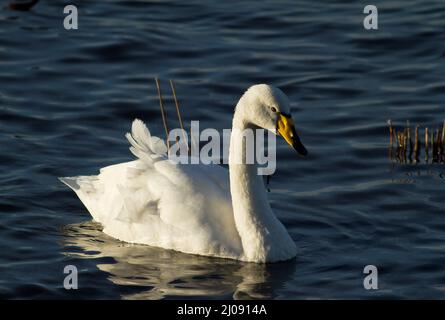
1,0 -> 445,299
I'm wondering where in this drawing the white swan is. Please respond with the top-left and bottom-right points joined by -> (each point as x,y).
60,84 -> 307,263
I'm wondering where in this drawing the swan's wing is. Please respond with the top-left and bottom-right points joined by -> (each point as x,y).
60,119 -> 241,258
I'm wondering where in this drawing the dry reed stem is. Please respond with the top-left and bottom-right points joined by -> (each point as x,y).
414,125 -> 420,159
406,121 -> 413,157
155,78 -> 170,151
389,121 -> 445,163
442,120 -> 445,146
388,120 -> 394,147
169,80 -> 189,152
425,127 -> 429,157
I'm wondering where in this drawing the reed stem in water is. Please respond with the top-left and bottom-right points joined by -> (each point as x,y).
169,80 -> 189,153
155,78 -> 170,151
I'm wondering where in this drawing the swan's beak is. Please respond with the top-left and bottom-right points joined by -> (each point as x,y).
277,113 -> 308,156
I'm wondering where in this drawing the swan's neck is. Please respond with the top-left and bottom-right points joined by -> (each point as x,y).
229,108 -> 296,262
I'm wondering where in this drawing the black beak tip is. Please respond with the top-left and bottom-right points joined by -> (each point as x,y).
297,146 -> 308,157
292,140 -> 308,157
290,127 -> 308,157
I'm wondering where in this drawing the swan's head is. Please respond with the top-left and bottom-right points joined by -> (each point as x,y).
238,84 -> 307,156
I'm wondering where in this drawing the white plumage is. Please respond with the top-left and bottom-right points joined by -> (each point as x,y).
60,84 -> 306,263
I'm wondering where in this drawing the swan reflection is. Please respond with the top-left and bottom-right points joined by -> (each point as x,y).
62,221 -> 296,299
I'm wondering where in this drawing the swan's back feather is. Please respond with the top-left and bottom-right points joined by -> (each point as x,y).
125,119 -> 167,164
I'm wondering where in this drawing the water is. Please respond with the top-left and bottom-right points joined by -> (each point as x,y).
1,0 -> 445,299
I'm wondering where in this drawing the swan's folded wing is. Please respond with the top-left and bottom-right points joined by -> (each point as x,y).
60,119 -> 240,255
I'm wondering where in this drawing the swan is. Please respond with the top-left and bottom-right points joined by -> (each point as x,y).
60,84 -> 307,263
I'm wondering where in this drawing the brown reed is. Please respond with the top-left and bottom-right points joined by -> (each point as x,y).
169,80 -> 189,152
425,127 -> 429,159
155,78 -> 171,150
414,125 -> 420,159
388,120 -> 394,147
388,120 -> 445,164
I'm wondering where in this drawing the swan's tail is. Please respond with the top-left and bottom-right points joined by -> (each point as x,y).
59,176 -> 98,192
59,175 -> 103,222
59,176 -> 80,191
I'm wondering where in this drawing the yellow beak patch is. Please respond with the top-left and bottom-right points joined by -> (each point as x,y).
276,113 -> 308,156
277,113 -> 296,147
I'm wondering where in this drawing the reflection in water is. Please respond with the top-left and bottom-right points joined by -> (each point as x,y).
62,221 -> 296,300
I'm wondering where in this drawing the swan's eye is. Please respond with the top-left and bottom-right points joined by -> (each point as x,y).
270,106 -> 277,113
